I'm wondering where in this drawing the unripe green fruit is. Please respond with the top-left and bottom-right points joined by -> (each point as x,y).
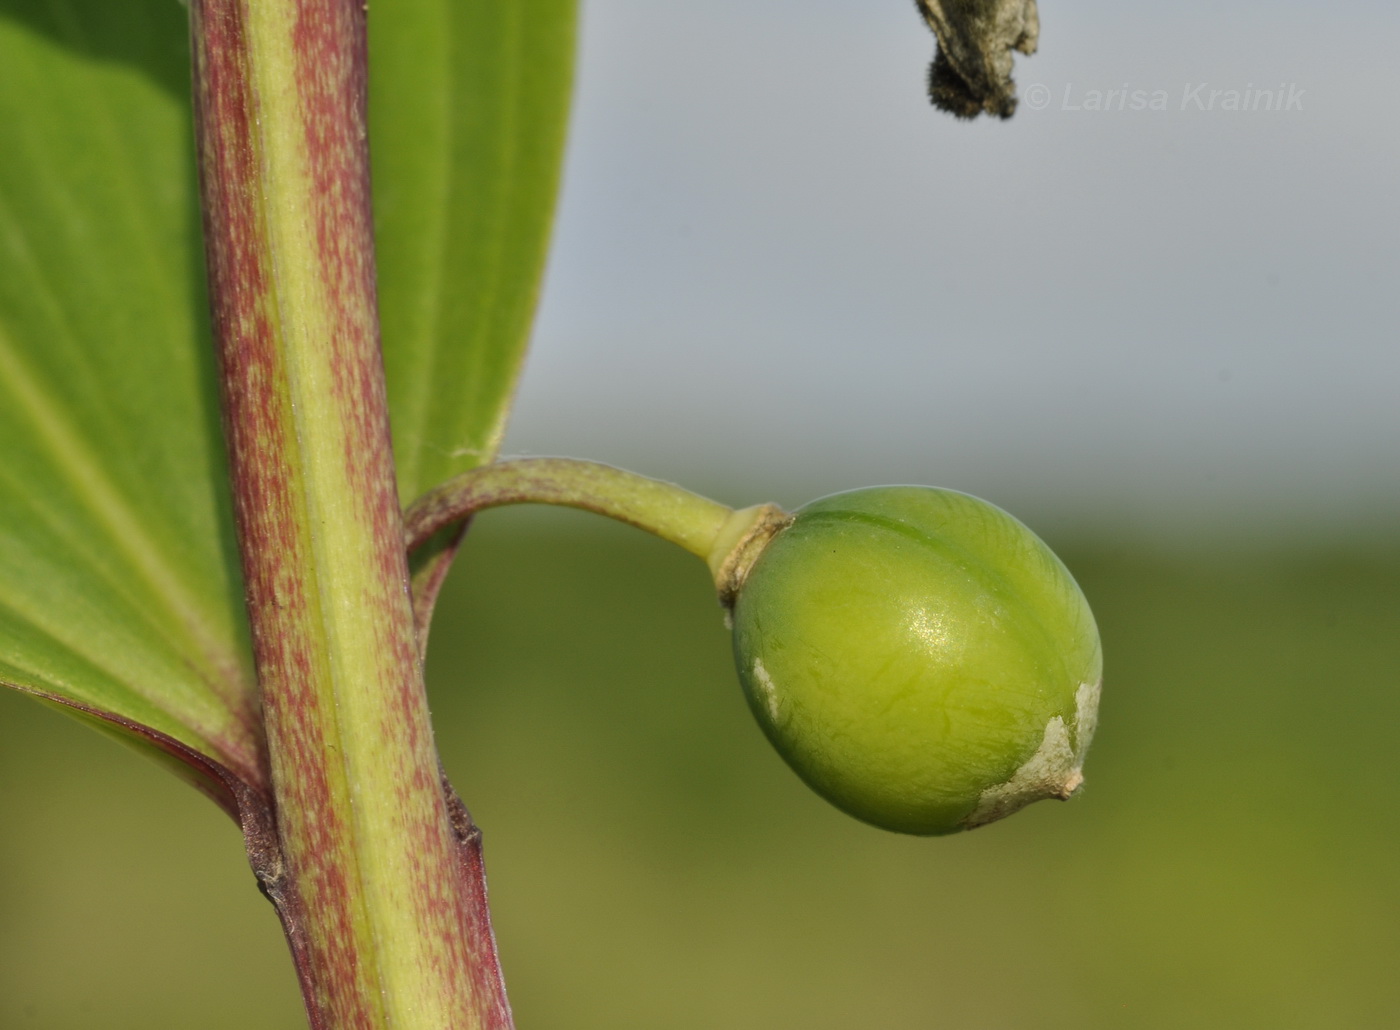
730,487 -> 1102,835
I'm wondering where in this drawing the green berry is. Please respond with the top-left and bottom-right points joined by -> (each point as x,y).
730,487 -> 1102,835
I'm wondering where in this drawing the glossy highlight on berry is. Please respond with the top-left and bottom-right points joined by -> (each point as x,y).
729,486 -> 1102,835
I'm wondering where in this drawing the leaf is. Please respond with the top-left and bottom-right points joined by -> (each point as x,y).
371,0 -> 577,504
0,2 -> 261,785
0,0 -> 579,785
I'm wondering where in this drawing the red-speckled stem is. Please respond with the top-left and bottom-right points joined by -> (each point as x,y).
190,2 -> 510,1027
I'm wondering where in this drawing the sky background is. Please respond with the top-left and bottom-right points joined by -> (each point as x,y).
504,0 -> 1398,539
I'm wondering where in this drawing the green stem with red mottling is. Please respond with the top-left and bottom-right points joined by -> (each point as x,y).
190,1 -> 509,1027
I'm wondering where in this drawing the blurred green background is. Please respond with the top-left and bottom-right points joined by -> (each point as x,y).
3,508 -> 1398,1028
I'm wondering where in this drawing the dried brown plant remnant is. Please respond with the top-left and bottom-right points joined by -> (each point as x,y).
914,0 -> 1040,119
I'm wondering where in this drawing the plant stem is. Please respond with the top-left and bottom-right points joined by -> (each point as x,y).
190,2 -> 507,1027
404,458 -> 792,613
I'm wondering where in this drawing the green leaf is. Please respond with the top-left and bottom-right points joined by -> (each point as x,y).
371,0 -> 577,503
0,0 -> 577,785
0,2 -> 261,784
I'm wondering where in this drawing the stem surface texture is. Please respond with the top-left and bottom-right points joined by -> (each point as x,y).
191,2 -> 510,1026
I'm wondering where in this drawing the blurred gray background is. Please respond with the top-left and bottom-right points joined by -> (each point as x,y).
510,0 -> 1398,538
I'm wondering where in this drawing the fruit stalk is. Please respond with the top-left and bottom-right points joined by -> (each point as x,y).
406,457 -> 789,603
